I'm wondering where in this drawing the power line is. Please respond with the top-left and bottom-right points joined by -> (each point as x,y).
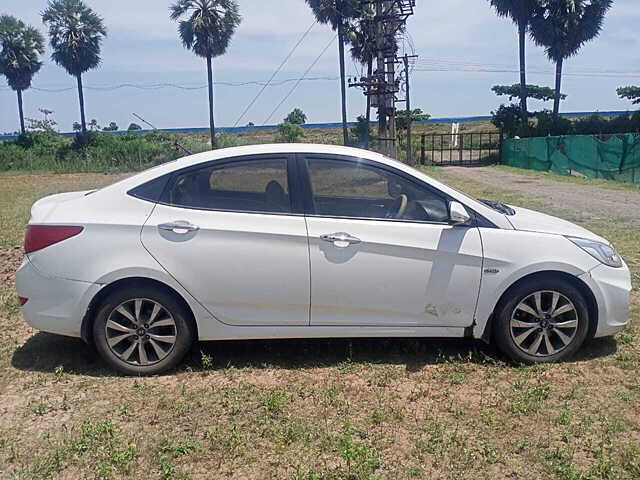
0,76 -> 343,93
233,20 -> 318,127
413,66 -> 640,78
263,34 -> 337,126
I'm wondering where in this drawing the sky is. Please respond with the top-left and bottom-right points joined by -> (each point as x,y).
1,0 -> 639,133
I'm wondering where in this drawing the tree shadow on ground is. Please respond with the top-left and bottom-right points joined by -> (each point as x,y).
12,331 -> 618,377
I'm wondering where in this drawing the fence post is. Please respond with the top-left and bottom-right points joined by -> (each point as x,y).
420,134 -> 426,165
498,130 -> 504,164
459,134 -> 464,163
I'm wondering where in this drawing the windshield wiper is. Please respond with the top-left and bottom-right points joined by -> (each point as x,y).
479,199 -> 516,216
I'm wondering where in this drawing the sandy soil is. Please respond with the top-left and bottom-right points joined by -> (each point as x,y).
443,166 -> 640,226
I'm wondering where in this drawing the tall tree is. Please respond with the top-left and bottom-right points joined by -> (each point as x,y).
305,0 -> 361,145
170,0 -> 241,148
0,16 -> 45,134
617,86 -> 640,105
42,0 -> 106,139
488,0 -> 539,121
347,16 -> 375,148
530,0 -> 613,118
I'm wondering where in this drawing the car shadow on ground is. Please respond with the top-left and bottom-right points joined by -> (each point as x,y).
11,332 -> 619,377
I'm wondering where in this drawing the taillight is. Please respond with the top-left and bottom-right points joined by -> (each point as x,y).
18,296 -> 28,306
24,225 -> 84,254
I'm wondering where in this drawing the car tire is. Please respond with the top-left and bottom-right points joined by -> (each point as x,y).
92,285 -> 195,375
493,277 -> 590,364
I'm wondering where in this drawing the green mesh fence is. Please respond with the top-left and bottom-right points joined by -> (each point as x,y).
502,134 -> 640,185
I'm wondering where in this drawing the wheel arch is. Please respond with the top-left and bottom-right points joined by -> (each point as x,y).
81,277 -> 199,344
479,270 -> 598,343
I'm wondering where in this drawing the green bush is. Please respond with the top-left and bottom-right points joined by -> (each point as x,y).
0,130 -> 184,172
493,106 -> 640,139
349,115 -> 373,148
275,122 -> 304,143
531,110 -> 572,137
491,104 -> 529,138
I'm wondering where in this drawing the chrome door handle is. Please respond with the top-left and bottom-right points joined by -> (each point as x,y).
320,232 -> 361,246
158,221 -> 199,233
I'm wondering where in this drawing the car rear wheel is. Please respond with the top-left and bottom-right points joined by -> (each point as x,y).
493,278 -> 590,364
93,286 -> 195,375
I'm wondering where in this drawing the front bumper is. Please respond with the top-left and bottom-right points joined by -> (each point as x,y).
579,262 -> 632,338
15,256 -> 102,338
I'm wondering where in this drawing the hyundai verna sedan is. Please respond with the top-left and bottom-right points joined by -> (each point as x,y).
16,144 -> 631,374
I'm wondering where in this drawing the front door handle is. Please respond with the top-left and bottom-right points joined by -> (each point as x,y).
158,221 -> 199,234
320,232 -> 362,247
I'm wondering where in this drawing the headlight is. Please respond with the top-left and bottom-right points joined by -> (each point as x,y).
567,236 -> 623,268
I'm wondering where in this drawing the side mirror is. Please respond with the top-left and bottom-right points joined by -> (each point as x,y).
449,201 -> 471,226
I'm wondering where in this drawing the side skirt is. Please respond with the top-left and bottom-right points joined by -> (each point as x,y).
198,325 -> 467,342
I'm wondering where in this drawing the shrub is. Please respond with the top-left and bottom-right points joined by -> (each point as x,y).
349,115 -> 373,148
284,108 -> 307,125
275,122 -> 304,143
491,104 -> 529,138
531,110 -> 572,137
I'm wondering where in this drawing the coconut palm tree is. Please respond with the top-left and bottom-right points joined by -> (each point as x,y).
347,18 -> 375,148
170,0 -> 241,148
305,0 -> 361,145
488,0 -> 539,121
0,16 -> 45,134
530,0 -> 613,119
42,0 -> 106,139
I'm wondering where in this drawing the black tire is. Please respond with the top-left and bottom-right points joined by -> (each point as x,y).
493,277 -> 590,364
93,285 -> 195,375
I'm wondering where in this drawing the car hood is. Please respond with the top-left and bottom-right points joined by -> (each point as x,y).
506,206 -> 609,244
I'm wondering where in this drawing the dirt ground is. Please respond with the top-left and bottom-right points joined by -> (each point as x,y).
0,169 -> 639,480
440,166 -> 640,226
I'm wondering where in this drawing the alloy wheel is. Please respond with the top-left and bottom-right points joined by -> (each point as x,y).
105,298 -> 177,366
510,290 -> 579,357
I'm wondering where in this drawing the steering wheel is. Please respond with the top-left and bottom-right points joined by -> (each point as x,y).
388,194 -> 408,219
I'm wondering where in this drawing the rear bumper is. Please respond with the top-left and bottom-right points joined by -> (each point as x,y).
579,262 -> 632,338
15,256 -> 101,338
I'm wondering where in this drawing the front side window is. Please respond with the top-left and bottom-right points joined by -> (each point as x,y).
163,157 -> 291,213
306,157 -> 449,222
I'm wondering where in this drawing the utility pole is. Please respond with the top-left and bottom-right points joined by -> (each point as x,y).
337,0 -> 349,146
348,0 -> 415,158
402,54 -> 418,164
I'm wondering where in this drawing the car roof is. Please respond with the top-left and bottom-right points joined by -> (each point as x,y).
174,143 -> 393,168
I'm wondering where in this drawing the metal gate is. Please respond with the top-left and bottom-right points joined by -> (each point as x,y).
419,131 -> 503,166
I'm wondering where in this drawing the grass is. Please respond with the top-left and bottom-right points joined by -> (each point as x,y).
0,166 -> 639,479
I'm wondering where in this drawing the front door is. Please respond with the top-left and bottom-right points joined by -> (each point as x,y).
141,155 -> 310,326
301,155 -> 483,328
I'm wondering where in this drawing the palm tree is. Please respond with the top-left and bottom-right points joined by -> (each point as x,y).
42,0 -> 107,139
0,16 -> 45,134
305,0 -> 361,145
488,0 -> 539,121
347,17 -> 375,148
170,0 -> 241,148
530,0 -> 613,119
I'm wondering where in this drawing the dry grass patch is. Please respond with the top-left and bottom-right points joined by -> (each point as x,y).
0,169 -> 638,479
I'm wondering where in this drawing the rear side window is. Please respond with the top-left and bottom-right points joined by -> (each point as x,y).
162,158 -> 291,214
128,175 -> 170,203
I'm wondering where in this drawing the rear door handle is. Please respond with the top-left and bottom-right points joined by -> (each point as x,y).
320,232 -> 362,247
158,221 -> 199,234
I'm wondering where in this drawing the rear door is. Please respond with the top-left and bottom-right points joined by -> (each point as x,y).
141,154 -> 311,326
300,154 -> 483,328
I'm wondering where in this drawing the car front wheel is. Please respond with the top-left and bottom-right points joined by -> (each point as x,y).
493,278 -> 590,364
93,286 -> 195,375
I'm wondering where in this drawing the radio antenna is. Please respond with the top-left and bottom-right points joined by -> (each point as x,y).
132,113 -> 193,156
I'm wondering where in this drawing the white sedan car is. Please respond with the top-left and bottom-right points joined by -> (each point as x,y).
16,144 -> 631,374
